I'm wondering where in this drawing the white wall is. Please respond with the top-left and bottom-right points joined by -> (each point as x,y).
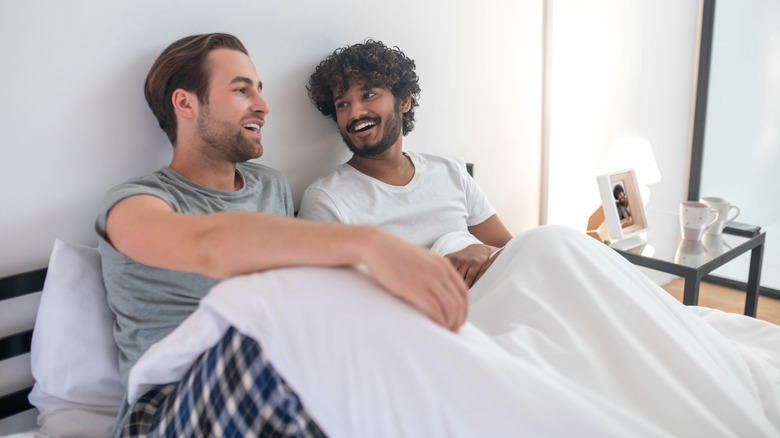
1,0 -> 708,280
546,0 -> 700,230
0,0 -> 543,277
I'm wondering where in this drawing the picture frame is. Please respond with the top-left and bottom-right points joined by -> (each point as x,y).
596,168 -> 649,246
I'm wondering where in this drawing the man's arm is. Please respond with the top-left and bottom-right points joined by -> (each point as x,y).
106,195 -> 468,331
468,214 -> 512,248
446,214 -> 513,287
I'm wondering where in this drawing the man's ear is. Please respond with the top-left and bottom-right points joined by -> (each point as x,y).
400,94 -> 412,113
172,88 -> 197,120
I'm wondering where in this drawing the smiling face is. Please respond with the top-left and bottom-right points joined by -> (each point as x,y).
196,48 -> 270,163
333,82 -> 409,158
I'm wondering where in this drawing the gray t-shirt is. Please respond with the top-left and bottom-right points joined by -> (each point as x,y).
95,162 -> 293,389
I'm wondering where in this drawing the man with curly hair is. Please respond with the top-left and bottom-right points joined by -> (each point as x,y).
294,41 -> 780,438
299,39 -> 513,286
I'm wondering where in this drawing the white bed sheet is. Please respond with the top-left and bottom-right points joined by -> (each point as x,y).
128,226 -> 780,437
0,409 -> 116,438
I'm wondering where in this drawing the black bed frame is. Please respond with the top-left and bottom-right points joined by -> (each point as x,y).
0,268 -> 47,420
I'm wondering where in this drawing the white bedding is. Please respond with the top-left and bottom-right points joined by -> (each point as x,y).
1,410 -> 117,438
129,226 -> 780,437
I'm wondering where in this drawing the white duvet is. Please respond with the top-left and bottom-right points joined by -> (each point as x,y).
129,226 -> 780,437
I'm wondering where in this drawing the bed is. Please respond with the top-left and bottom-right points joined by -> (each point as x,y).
0,241 -> 120,437
0,268 -> 45,433
1,228 -> 780,437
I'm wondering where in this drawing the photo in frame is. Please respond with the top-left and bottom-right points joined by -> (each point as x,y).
596,168 -> 648,246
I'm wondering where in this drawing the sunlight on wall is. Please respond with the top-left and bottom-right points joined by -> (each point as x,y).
546,0 -> 645,231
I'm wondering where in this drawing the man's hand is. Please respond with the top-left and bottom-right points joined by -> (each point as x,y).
445,244 -> 501,287
361,230 -> 469,332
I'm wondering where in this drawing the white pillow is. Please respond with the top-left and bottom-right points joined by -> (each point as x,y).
28,239 -> 123,421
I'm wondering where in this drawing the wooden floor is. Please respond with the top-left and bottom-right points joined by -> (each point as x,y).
662,278 -> 780,325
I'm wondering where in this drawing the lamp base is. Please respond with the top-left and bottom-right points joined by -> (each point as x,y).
609,233 -> 649,251
586,206 -> 610,243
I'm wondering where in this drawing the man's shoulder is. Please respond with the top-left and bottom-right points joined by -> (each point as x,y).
237,161 -> 286,181
409,151 -> 463,166
408,151 -> 467,175
106,167 -> 171,195
305,163 -> 359,191
96,168 -> 175,233
298,163 -> 358,220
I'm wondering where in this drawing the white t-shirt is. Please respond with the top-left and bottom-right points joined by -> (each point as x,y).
298,151 -> 496,249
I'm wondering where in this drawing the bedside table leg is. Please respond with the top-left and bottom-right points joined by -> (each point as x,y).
682,273 -> 701,306
744,244 -> 764,317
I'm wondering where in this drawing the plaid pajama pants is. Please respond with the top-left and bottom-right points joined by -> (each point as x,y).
122,327 -> 326,438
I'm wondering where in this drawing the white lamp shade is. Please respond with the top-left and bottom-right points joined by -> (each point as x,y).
599,137 -> 662,185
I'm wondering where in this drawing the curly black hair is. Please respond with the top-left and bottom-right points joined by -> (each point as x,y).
307,39 -> 421,135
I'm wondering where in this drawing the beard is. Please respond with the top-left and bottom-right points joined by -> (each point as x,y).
197,104 -> 263,163
341,101 -> 403,158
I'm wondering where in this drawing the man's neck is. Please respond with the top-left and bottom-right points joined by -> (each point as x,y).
347,145 -> 414,186
169,154 -> 243,192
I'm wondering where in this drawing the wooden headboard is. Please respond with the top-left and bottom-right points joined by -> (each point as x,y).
0,268 -> 47,421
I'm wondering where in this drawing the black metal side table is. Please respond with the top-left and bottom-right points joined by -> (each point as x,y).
611,210 -> 766,317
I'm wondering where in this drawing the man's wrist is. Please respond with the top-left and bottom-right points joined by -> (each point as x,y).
349,225 -> 387,268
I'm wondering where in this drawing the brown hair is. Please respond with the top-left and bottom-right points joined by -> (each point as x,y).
144,33 -> 247,145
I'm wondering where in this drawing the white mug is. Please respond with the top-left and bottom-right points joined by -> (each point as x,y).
679,201 -> 719,241
701,196 -> 740,235
702,233 -> 728,256
674,239 -> 706,267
